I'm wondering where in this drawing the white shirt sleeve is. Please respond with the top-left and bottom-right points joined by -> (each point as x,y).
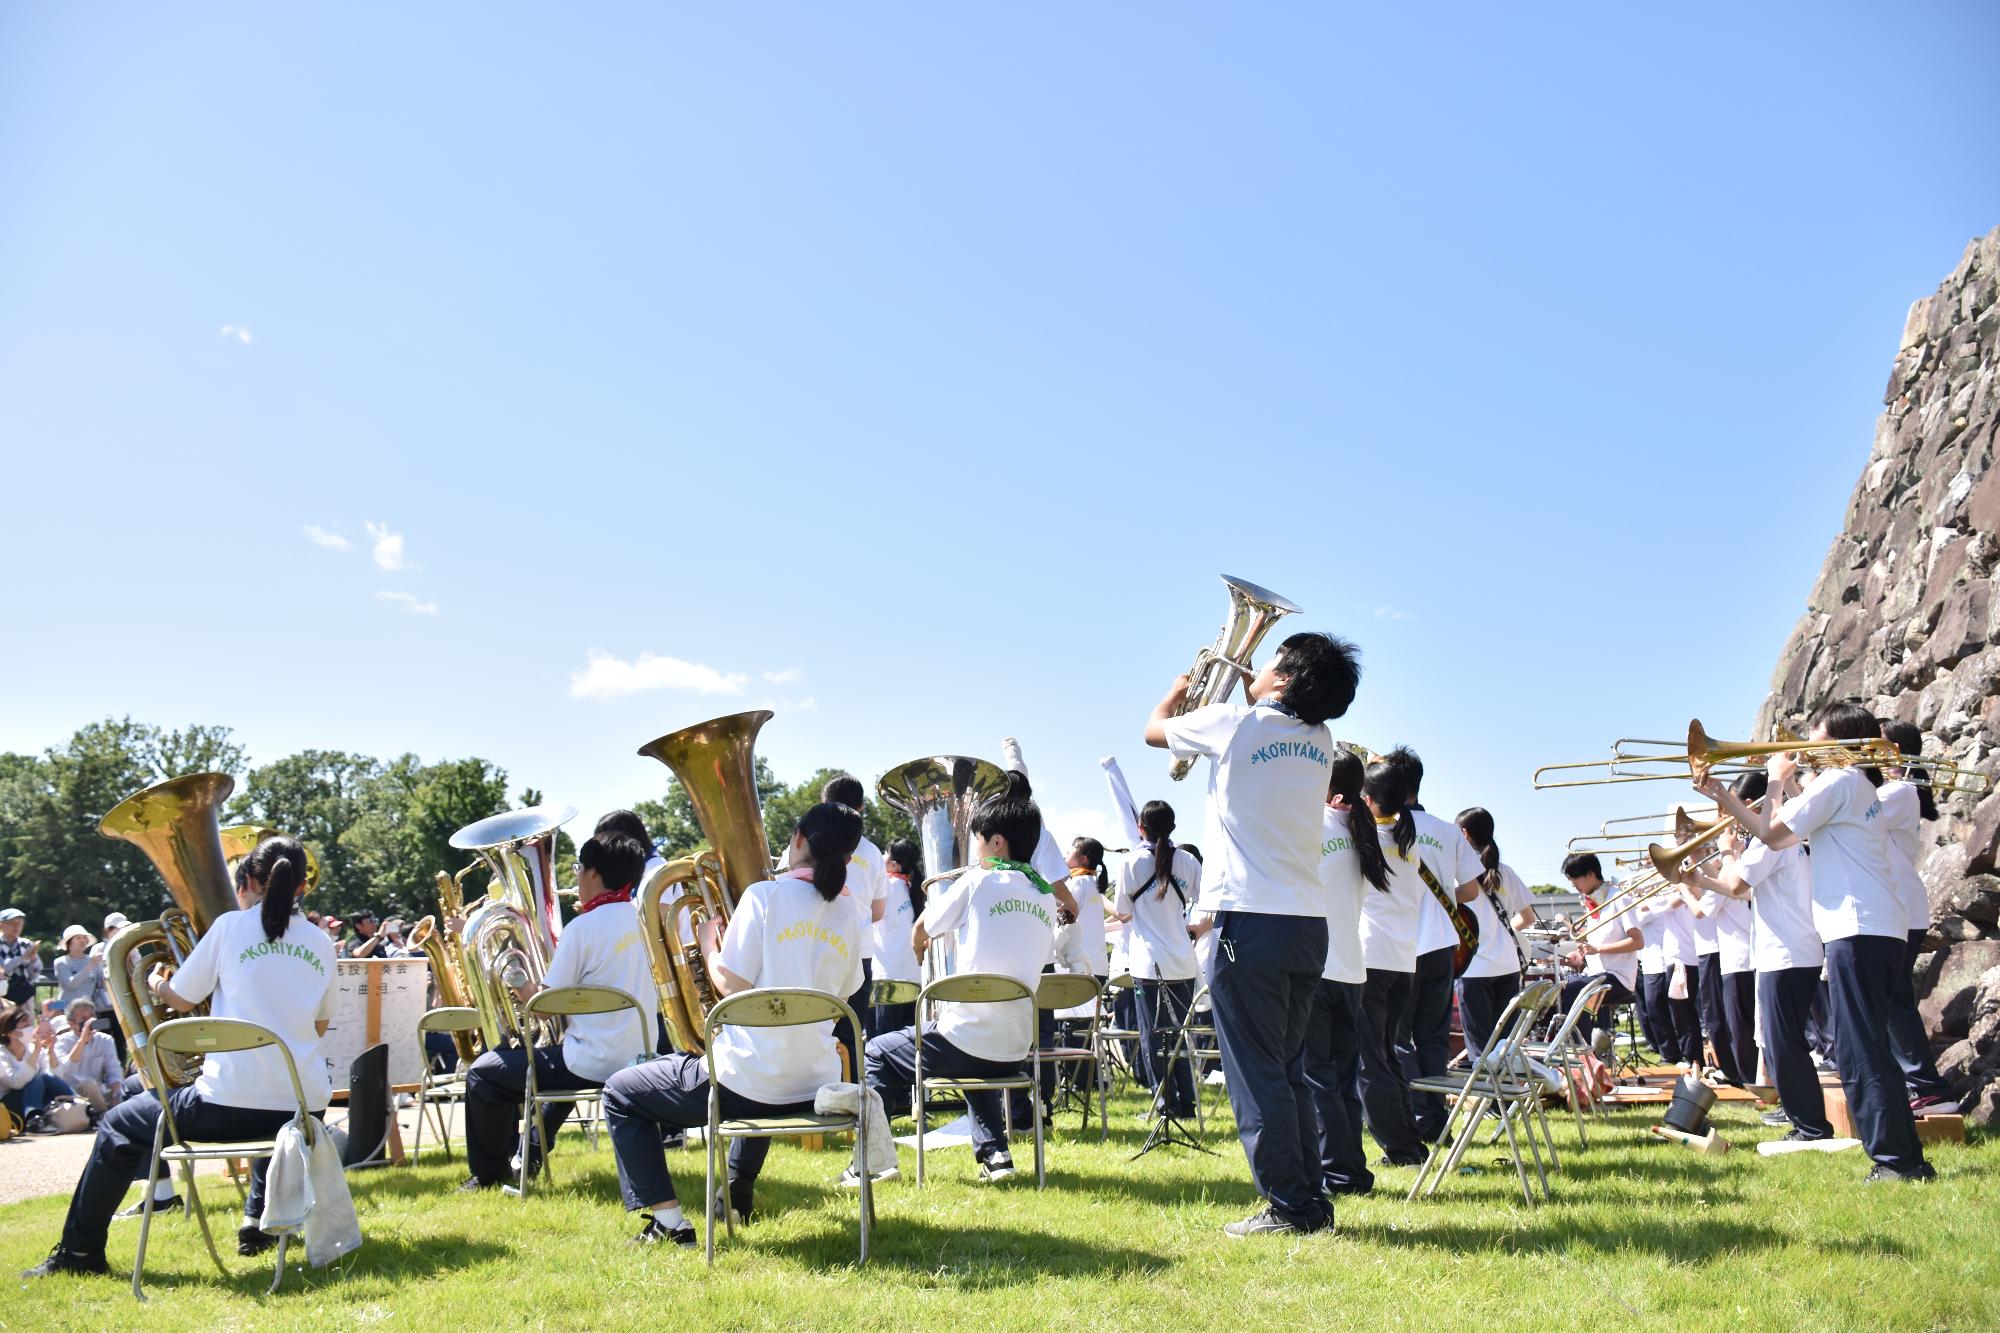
1179,851 -> 1203,915
1778,772 -> 1844,841
1452,828 -> 1486,889
1113,856 -> 1137,917
719,884 -> 768,986
314,967 -> 340,1022
1159,702 -> 1247,765
919,875 -> 973,938
171,917 -> 226,1004
1501,865 -> 1533,916
540,923 -> 587,993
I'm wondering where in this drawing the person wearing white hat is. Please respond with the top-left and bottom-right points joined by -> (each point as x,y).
53,926 -> 104,1014
1,908 -> 40,1008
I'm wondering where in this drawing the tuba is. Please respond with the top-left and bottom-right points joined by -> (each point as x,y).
449,804 -> 575,1048
1168,575 -> 1302,780
100,773 -> 239,1089
877,755 -> 1009,981
635,711 -> 776,1054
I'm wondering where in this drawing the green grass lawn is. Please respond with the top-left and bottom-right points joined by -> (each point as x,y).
3,1089 -> 1995,1332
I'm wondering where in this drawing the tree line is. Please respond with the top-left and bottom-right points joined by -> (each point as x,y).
0,717 -> 915,933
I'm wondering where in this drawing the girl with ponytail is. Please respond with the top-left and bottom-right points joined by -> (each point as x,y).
601,801 -> 867,1243
30,834 -> 341,1277
1875,718 -> 1952,1110
1451,808 -> 1539,1058
1351,760 -> 1429,1167
1114,801 -> 1204,1121
1061,838 -> 1112,981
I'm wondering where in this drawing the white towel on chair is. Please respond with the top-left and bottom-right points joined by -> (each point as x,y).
257,1116 -> 363,1267
814,1082 -> 896,1176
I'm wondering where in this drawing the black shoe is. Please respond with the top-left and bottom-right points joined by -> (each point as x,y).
113,1194 -> 183,1221
1375,1152 -> 1426,1168
237,1225 -> 276,1257
1864,1163 -> 1937,1183
1223,1206 -> 1321,1238
458,1176 -> 502,1193
1326,1180 -> 1375,1197
728,1182 -> 755,1225
21,1245 -> 111,1278
977,1151 -> 1017,1183
630,1217 -> 697,1247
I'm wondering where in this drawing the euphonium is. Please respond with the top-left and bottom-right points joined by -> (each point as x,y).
449,804 -> 576,1048
636,711 -> 776,1053
100,773 -> 239,1089
409,869 -> 480,1066
1167,575 -> 1302,781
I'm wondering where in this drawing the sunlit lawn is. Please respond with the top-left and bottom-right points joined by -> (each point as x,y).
2,1088 -> 1995,1331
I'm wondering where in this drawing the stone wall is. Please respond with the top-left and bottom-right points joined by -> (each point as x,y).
1758,225 -> 2000,1123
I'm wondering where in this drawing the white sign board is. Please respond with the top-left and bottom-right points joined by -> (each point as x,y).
321,957 -> 431,1093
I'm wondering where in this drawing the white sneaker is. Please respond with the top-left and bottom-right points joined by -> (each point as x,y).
1204,1070 -> 1227,1087
837,1165 -> 899,1189
977,1152 -> 1017,1182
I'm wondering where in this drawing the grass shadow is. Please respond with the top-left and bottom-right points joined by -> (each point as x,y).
125,1230 -> 511,1299
746,1212 -> 1173,1282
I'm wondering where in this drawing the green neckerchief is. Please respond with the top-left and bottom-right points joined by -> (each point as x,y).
983,857 -> 1055,895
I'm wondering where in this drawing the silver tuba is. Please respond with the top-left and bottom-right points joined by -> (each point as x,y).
449,803 -> 576,1048
877,756 -> 1009,980
1167,575 -> 1302,780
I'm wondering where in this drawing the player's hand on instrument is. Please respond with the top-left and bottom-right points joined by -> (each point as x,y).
1693,774 -> 1728,801
1164,674 -> 1192,710
1766,751 -> 1797,789
698,916 -> 725,957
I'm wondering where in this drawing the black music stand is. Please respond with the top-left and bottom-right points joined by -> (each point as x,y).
1131,981 -> 1214,1160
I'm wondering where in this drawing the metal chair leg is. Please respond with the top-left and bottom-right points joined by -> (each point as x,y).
183,1161 -> 228,1277
131,1116 -> 169,1303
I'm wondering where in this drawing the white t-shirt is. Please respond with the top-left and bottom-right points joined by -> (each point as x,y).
1461,863 -> 1534,980
918,866 -> 1055,1062
1689,892 -> 1720,957
1657,897 -> 1699,967
1877,781 -> 1929,933
1780,768 -> 1901,942
1707,893 -> 1755,975
870,874 -> 922,984
541,897 -> 658,1082
1739,841 -> 1822,972
1411,809 -> 1489,955
1064,871 -> 1110,978
1358,821 -> 1427,973
714,874 -> 867,1105
850,836 -> 888,961
1581,913 -> 1640,992
1317,807 -> 1377,984
1031,827 -> 1069,890
1635,899 -> 1667,976
1115,845 -> 1202,981
1161,700 -> 1334,918
171,909 -> 338,1113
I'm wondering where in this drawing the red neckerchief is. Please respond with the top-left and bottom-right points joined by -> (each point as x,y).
576,886 -> 634,915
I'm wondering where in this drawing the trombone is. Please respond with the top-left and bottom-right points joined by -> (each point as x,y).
1532,719 -> 1987,792
1566,812 -> 1738,940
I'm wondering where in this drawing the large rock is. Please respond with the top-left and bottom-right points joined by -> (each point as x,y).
1965,791 -> 2000,876
1916,941 -> 2000,1038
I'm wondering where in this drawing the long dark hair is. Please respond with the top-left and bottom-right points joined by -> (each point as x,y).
1329,751 -> 1390,891
887,838 -> 925,916
1363,761 -> 1415,858
1880,718 -> 1938,820
1456,807 -> 1501,892
1072,837 -> 1109,901
795,802 -> 864,904
1809,700 -> 1885,788
239,835 -> 308,944
1137,800 -> 1182,899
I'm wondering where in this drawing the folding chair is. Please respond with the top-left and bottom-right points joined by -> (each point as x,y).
1036,973 -> 1107,1141
1178,984 -> 1222,1129
515,986 -> 651,1197
132,1017 -> 321,1302
1407,980 -> 1560,1206
412,1006 -> 481,1161
914,973 -> 1045,1189
703,987 -> 873,1266
1517,975 -> 1612,1150
1092,974 -> 1142,1094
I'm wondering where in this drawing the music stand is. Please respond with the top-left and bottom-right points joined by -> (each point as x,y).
1131,979 -> 1214,1160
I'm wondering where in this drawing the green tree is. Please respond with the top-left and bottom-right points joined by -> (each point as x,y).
340,755 -> 510,917
630,756 -> 787,859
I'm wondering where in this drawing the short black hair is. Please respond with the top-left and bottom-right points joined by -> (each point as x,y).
821,774 -> 866,809
1384,745 -> 1424,800
885,838 -> 922,878
579,832 -> 649,893
1808,700 -> 1885,787
1272,632 -> 1361,726
1561,852 -> 1603,881
972,796 -> 1042,863
595,809 -> 651,847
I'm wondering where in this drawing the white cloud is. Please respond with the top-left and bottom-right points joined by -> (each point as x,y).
569,650 -> 747,701
1371,605 -> 1414,622
303,525 -> 351,552
219,324 -> 252,345
375,590 -> 438,615
364,521 -> 406,572
762,668 -> 803,685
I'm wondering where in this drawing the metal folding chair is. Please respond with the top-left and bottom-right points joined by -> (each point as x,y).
1177,984 -> 1222,1129
132,1018 -> 319,1302
914,973 -> 1045,1189
412,1006 -> 482,1161
515,985 -> 651,1197
1092,973 -> 1143,1094
1407,979 -> 1561,1205
1036,972 -> 1107,1141
1517,974 -> 1613,1150
703,987 -> 873,1266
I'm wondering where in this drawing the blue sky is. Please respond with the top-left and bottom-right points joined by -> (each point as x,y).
3,3 -> 1997,887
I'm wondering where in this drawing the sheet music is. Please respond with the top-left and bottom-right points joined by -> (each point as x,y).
321,957 -> 431,1092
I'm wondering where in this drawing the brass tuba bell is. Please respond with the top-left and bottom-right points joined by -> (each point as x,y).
449,803 -> 575,1048
1167,575 -> 1302,781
